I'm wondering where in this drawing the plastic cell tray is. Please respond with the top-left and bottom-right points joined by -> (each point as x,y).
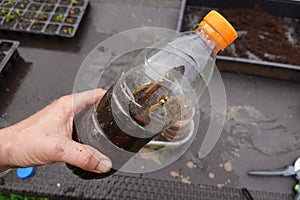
0,39 -> 19,75
177,0 -> 300,81
0,0 -> 89,38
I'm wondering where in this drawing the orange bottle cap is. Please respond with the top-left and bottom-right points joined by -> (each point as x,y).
198,10 -> 238,50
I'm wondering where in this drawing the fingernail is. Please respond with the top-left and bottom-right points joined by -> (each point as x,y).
97,159 -> 112,173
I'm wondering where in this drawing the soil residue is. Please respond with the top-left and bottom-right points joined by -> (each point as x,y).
219,6 -> 300,66
183,6 -> 300,66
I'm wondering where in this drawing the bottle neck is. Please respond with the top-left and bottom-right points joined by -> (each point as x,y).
194,22 -> 227,55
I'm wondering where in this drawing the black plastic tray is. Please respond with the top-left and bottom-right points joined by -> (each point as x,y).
177,0 -> 300,82
0,39 -> 19,75
0,164 -> 295,200
0,0 -> 89,38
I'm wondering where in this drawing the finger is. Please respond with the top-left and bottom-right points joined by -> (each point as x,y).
72,88 -> 106,115
61,141 -> 112,173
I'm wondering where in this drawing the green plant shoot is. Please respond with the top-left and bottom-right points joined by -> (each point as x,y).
1,9 -> 7,15
5,13 -> 14,22
39,12 -> 47,20
56,14 -> 63,22
71,0 -> 78,4
67,27 -> 73,34
14,8 -> 21,16
8,0 -> 14,6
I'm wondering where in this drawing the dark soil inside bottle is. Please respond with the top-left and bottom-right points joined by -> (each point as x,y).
182,6 -> 300,66
96,86 -> 156,152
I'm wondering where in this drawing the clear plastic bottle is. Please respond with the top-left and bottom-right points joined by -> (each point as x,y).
134,10 -> 238,99
68,10 -> 238,179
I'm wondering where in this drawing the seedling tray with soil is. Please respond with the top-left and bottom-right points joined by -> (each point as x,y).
177,0 -> 300,81
0,0 -> 89,38
0,39 -> 19,76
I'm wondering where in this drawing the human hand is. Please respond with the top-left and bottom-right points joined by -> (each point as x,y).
0,89 -> 112,173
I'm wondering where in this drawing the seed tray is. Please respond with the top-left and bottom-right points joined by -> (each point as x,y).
0,39 -> 19,75
0,0 -> 89,38
177,0 -> 300,82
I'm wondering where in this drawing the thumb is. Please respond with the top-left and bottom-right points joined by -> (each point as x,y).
61,141 -> 112,173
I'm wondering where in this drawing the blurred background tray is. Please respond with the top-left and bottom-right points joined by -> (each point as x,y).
0,39 -> 19,76
0,0 -> 90,38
